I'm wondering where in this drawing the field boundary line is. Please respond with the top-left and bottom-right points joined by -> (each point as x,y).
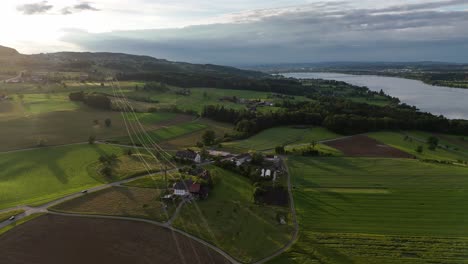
251,156 -> 299,264
47,211 -> 242,264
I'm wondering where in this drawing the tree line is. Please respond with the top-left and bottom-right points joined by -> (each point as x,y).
69,91 -> 112,110
202,97 -> 468,136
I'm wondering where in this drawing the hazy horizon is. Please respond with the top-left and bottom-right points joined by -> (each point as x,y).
2,0 -> 468,64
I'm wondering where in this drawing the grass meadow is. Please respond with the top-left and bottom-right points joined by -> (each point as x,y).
114,121 -> 207,146
270,157 -> 468,264
0,144 -> 126,209
223,126 -> 341,152
173,166 -> 294,263
368,131 -> 468,162
123,172 -> 168,189
127,87 -> 310,113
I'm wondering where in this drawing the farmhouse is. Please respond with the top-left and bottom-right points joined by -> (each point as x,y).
208,150 -> 233,158
260,168 -> 279,181
175,150 -> 202,163
173,179 -> 193,196
172,178 -> 210,199
232,153 -> 252,167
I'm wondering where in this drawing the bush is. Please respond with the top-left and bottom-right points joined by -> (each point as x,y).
88,135 -> 96,144
275,146 -> 286,155
416,145 -> 423,153
105,118 -> 112,127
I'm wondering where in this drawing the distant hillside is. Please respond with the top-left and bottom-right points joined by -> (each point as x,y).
249,61 -> 468,73
0,45 -> 19,56
0,45 -> 308,95
0,46 -> 266,79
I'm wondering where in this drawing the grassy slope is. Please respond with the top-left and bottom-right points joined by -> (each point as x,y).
115,122 -> 207,146
129,88 -> 310,113
224,127 -> 341,152
124,112 -> 176,125
0,144 -> 125,209
51,187 -> 172,222
123,173 -> 168,189
368,131 -> 468,161
173,166 -> 294,263
89,153 -> 162,182
17,93 -> 80,115
161,118 -> 235,150
406,130 -> 468,153
271,157 -> 468,264
0,106 -> 138,151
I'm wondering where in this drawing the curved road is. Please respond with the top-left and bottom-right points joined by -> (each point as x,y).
0,157 -> 299,264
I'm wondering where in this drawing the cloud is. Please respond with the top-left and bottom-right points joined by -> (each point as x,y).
17,1 -> 53,15
377,0 -> 468,13
61,2 -> 100,15
73,2 -> 99,11
61,0 -> 468,64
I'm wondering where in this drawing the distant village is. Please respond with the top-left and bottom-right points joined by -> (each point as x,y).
4,71 -> 89,84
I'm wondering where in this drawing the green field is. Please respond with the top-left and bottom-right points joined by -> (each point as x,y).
405,130 -> 468,152
0,144 -> 127,209
16,93 -> 80,115
123,112 -> 177,125
271,157 -> 468,263
127,87 -> 310,113
223,126 -> 341,152
173,166 -> 294,263
89,153 -> 162,182
368,131 -> 468,162
115,121 -> 207,146
0,107 -> 142,151
123,173 -> 168,189
160,118 -> 234,150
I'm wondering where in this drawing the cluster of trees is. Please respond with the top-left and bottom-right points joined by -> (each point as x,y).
69,91 -> 112,110
117,72 -> 309,95
148,105 -> 198,116
142,82 -> 169,92
98,154 -> 119,177
214,153 -> 266,183
202,97 -> 468,136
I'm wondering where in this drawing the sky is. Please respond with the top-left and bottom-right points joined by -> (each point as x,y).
1,0 -> 468,65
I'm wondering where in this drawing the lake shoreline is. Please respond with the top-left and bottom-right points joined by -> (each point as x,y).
279,71 -> 467,90
282,72 -> 468,120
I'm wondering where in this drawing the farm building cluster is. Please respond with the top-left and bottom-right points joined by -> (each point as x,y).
208,150 -> 284,181
174,149 -> 283,181
169,167 -> 212,200
218,96 -> 275,111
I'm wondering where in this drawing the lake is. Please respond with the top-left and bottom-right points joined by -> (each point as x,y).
282,72 -> 468,120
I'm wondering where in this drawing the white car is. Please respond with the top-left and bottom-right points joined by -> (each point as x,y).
8,216 -> 15,221
81,190 -> 88,193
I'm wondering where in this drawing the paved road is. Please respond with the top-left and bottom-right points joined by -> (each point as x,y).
0,159 -> 213,228
0,167 -> 178,229
0,156 -> 297,264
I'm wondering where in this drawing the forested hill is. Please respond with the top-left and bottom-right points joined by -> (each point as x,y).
0,45 -> 310,94
0,45 -> 265,79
